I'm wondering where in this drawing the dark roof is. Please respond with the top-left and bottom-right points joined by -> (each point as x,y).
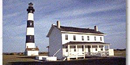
57,26 -> 104,34
63,41 -> 110,45
47,25 -> 104,37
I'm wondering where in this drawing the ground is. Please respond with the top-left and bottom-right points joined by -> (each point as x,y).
3,50 -> 126,65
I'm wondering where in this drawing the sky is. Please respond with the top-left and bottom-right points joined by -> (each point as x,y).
3,0 -> 126,53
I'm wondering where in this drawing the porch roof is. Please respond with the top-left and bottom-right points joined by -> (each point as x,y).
63,41 -> 110,46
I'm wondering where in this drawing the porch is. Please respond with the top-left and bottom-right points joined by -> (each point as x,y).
62,42 -> 112,60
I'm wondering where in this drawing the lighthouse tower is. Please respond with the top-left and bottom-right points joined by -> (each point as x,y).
25,2 -> 39,56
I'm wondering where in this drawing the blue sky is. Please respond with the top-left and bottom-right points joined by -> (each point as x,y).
3,0 -> 126,53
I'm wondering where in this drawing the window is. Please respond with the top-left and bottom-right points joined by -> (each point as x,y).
82,36 -> 84,41
66,46 -> 68,52
74,46 -> 76,52
82,45 -> 84,51
30,36 -> 32,39
87,36 -> 89,41
65,35 -> 68,40
95,48 -> 97,51
74,49 -> 76,52
66,49 -> 68,52
30,22 -> 32,26
73,35 -> 76,40
101,48 -> 103,51
100,37 -> 102,41
94,36 -> 96,41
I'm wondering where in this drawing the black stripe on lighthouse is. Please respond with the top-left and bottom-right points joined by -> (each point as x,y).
26,35 -> 35,43
27,20 -> 34,27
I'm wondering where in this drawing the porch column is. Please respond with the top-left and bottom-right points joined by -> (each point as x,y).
97,45 -> 99,51
103,45 -> 105,51
108,45 -> 110,49
76,45 -> 78,59
67,45 -> 70,60
90,45 -> 92,55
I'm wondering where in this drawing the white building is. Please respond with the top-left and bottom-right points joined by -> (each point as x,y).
47,21 -> 114,60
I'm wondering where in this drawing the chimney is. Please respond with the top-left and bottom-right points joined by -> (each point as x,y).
94,26 -> 98,31
52,24 -> 55,26
57,21 -> 60,28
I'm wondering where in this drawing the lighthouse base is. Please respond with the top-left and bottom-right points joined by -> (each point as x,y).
25,48 -> 39,56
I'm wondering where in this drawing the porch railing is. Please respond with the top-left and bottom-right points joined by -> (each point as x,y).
85,51 -> 109,56
63,51 -> 109,58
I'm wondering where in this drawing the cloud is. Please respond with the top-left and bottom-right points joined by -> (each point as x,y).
4,12 -> 22,19
38,0 -> 125,20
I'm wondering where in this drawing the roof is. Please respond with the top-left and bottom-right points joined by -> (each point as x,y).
63,41 -> 110,46
47,25 -> 104,37
25,47 -> 39,51
59,26 -> 104,34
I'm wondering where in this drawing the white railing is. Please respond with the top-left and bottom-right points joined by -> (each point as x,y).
68,52 -> 85,57
85,51 -> 109,56
64,51 -> 109,58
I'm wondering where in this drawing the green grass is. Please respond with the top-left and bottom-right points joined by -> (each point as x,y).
3,52 -> 48,65
3,55 -> 36,65
114,50 -> 126,57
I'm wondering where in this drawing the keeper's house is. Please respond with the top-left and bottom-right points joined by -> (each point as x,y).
47,21 -> 114,60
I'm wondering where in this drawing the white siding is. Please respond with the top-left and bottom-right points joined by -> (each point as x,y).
48,27 -> 63,59
28,13 -> 34,20
62,33 -> 104,44
26,28 -> 34,35
26,43 -> 35,48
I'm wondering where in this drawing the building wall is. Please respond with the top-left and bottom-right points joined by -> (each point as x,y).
27,50 -> 39,56
48,27 -> 63,59
62,33 -> 104,44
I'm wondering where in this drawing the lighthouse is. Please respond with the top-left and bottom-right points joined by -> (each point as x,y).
25,2 -> 39,56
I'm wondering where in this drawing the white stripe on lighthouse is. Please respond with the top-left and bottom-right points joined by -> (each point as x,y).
28,13 -> 34,20
26,43 -> 35,48
26,27 -> 34,35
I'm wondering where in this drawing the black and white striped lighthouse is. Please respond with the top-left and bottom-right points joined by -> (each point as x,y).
25,2 -> 39,56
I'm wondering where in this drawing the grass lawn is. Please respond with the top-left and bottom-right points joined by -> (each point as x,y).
3,55 -> 36,65
114,50 -> 126,57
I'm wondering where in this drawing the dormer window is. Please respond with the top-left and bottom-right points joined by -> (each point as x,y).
65,35 -> 68,40
82,36 -> 84,41
73,35 -> 76,40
